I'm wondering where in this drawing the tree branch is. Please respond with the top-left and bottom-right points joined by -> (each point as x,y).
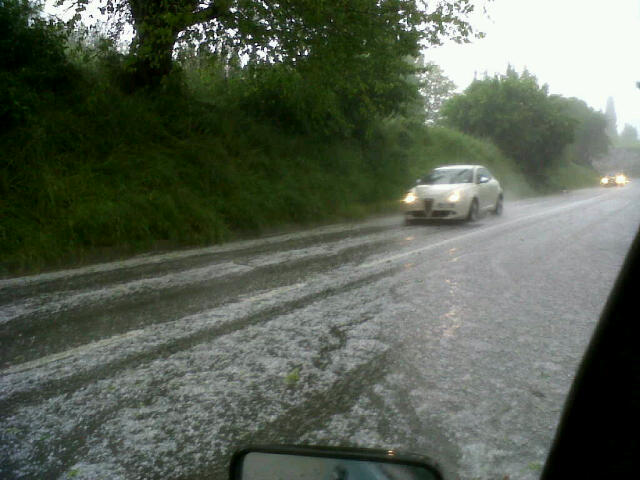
192,1 -> 232,25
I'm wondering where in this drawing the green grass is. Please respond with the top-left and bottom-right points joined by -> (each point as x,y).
526,462 -> 543,472
0,81 -> 417,273
541,159 -> 600,192
0,68 -> 593,274
283,367 -> 301,386
0,17 -> 611,275
0,93 -> 586,274
407,127 -> 536,199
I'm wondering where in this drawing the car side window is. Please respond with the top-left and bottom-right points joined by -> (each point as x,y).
479,168 -> 492,179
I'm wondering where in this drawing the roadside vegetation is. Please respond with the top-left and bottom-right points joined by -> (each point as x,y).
440,67 -> 606,191
593,98 -> 640,177
407,127 -> 536,199
0,1 -> 608,273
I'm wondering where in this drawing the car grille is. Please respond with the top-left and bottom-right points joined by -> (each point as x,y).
424,199 -> 433,216
431,210 -> 451,218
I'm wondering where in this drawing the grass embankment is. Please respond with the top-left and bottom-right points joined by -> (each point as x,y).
543,160 -> 600,192
1,86 -> 409,272
408,127 -> 536,199
410,126 -> 600,196
0,87 -> 595,274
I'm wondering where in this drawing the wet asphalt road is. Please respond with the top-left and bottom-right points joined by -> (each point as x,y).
1,184 -> 639,480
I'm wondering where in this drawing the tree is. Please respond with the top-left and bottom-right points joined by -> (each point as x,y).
414,57 -> 456,124
1,0 -> 75,129
558,97 -> 610,166
441,66 -> 576,181
619,124 -> 639,144
604,96 -> 617,139
55,0 -> 482,88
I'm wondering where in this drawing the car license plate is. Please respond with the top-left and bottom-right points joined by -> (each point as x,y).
424,199 -> 433,216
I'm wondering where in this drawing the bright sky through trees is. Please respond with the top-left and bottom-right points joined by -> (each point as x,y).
47,0 -> 639,132
426,0 -> 640,133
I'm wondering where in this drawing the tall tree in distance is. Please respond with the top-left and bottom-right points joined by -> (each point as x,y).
558,97 -> 610,166
414,57 -> 457,124
604,96 -> 618,139
619,124 -> 639,145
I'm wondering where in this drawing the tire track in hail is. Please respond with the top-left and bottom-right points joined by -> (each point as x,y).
0,228 -> 410,328
0,266 -> 399,416
2,275 -> 396,479
0,237 -> 403,367
181,350 -> 393,480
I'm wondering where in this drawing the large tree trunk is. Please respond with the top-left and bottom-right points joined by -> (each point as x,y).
125,1 -> 231,89
127,0 -> 196,89
128,27 -> 179,89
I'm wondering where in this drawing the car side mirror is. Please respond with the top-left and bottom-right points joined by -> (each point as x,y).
477,175 -> 490,184
416,178 -> 422,185
230,446 -> 443,480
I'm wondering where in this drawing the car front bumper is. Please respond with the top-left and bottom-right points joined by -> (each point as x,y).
403,198 -> 469,220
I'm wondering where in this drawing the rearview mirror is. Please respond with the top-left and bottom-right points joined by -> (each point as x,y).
477,175 -> 490,184
230,446 -> 443,480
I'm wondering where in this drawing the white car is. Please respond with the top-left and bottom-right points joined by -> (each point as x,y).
403,165 -> 503,223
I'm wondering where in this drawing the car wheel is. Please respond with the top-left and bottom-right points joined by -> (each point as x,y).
467,198 -> 479,222
493,195 -> 503,215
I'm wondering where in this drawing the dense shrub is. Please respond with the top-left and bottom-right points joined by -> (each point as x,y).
0,0 -> 77,129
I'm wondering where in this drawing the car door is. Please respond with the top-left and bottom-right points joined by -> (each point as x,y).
484,168 -> 501,209
476,167 -> 493,211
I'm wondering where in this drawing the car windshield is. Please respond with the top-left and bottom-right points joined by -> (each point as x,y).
2,1 -> 640,480
421,168 -> 473,185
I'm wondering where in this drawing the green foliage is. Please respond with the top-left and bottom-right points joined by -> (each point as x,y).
441,67 -> 576,183
0,12 -> 599,274
600,145 -> 640,178
618,124 -> 639,146
527,462 -> 543,472
557,97 -> 610,166
0,0 -> 76,129
229,62 -> 353,137
413,57 -> 457,125
543,159 -> 599,193
0,37 -> 418,271
283,367 -> 301,386
182,44 -> 420,139
408,126 -> 536,199
57,0 -> 482,90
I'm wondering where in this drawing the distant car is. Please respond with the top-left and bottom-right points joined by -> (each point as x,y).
600,173 -> 628,187
403,165 -> 503,223
600,174 -> 615,187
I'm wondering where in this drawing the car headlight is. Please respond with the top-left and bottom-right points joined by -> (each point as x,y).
446,190 -> 461,203
601,177 -> 609,184
615,175 -> 626,184
403,191 -> 417,204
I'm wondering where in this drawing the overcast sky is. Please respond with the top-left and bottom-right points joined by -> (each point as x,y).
425,0 -> 640,133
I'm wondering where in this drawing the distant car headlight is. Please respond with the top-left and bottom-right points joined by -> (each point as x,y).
601,177 -> 609,184
615,175 -> 626,184
447,190 -> 461,203
403,191 -> 417,204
